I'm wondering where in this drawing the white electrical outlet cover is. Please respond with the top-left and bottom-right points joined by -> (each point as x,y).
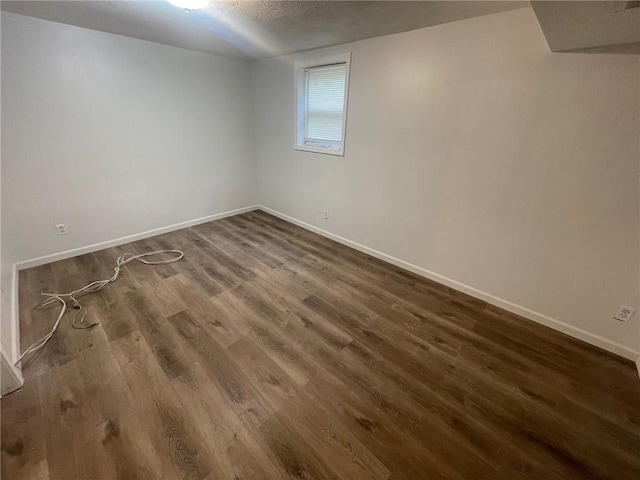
613,305 -> 635,322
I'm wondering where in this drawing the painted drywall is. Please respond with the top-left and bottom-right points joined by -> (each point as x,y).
0,275 -> 9,362
0,14 -> 13,364
251,8 -> 640,354
2,7 -> 639,363
0,12 -> 256,362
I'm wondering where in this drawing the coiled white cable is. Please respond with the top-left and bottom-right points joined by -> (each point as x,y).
15,249 -> 184,367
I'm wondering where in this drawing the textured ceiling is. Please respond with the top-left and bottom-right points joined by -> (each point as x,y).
531,0 -> 640,53
1,1 -> 528,61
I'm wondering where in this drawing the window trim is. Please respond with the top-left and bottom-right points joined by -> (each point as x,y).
294,53 -> 351,157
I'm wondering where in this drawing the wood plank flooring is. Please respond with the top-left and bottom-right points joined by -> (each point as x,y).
2,210 -> 639,479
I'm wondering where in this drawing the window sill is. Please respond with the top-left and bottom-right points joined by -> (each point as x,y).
294,144 -> 344,157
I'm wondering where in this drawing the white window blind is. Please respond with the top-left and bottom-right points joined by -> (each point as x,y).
305,63 -> 347,143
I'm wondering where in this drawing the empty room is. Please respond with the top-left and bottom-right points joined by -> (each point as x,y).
1,0 -> 639,478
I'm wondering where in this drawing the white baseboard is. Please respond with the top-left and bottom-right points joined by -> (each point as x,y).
8,205 -> 260,377
15,205 -> 260,271
258,205 -> 640,362
1,344 -> 23,397
11,264 -> 20,367
9,203 -> 639,366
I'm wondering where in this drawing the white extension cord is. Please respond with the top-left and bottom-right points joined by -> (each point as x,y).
15,249 -> 184,367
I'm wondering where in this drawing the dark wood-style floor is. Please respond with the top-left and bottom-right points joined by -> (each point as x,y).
2,210 -> 639,480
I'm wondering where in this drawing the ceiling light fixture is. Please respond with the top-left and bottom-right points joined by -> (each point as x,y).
167,0 -> 210,13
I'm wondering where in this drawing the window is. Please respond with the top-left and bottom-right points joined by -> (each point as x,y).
295,53 -> 351,156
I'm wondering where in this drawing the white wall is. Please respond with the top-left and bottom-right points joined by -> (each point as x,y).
0,12 -> 256,362
1,14 -> 14,363
251,8 -> 640,356
2,8 -> 639,363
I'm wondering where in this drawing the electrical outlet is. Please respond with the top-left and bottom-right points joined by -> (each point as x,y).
614,305 -> 635,322
323,210 -> 329,220
56,224 -> 68,236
